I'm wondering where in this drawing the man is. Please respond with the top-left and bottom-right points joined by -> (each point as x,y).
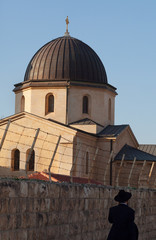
107,190 -> 138,240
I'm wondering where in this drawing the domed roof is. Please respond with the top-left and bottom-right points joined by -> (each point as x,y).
24,36 -> 108,84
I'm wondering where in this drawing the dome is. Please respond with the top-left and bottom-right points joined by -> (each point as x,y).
24,36 -> 108,84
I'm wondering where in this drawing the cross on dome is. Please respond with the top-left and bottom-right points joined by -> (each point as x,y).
64,16 -> 70,36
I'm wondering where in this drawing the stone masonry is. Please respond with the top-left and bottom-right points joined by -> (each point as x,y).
0,179 -> 155,240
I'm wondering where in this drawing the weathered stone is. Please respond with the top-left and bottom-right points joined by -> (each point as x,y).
20,181 -> 28,197
16,229 -> 27,240
28,182 -> 39,197
38,182 -> 49,197
0,198 -> 9,214
48,211 -> 60,225
60,223 -> 70,235
9,198 -> 20,214
27,229 -> 39,240
0,180 -> 155,239
0,215 -> 8,230
26,198 -> 34,212
1,230 -> 9,240
47,225 -> 59,239
48,182 -> 60,198
49,198 -> 60,211
7,214 -> 16,229
60,184 -> 70,198
69,223 -> 81,235
0,181 -> 20,198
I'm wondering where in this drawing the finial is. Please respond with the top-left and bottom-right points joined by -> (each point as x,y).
64,16 -> 70,36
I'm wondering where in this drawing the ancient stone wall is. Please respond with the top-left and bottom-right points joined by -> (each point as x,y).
0,179 -> 155,240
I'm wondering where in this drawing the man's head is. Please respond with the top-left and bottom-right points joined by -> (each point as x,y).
114,190 -> 132,203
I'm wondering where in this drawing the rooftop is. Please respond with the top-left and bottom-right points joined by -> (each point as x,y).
114,144 -> 156,162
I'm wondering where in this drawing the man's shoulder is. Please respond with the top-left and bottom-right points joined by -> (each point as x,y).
110,204 -> 134,213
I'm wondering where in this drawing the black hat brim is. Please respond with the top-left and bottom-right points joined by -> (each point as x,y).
114,191 -> 132,202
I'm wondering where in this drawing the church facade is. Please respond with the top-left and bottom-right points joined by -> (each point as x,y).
0,21 -> 156,187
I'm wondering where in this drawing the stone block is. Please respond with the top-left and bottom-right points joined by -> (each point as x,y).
49,198 -> 60,211
20,181 -> 28,197
60,184 -> 71,199
21,212 -> 36,228
60,224 -> 70,235
1,230 -> 9,240
33,198 -> 41,212
70,234 -> 82,240
19,198 -> 27,213
0,198 -> 9,214
59,210 -> 68,224
48,183 -> 60,198
68,210 -> 79,223
92,230 -> 101,240
47,225 -> 59,239
69,223 -> 81,235
88,220 -> 96,232
88,198 -> 96,210
9,198 -> 20,214
36,212 -> 48,227
72,185 -> 80,199
7,214 -> 16,229
27,229 -> 39,240
26,198 -> 34,212
0,215 -> 9,230
38,182 -> 49,198
45,198 -> 51,211
8,230 -> 16,240
79,210 -> 89,223
16,229 -> 27,240
28,182 -> 39,197
81,231 -> 93,240
48,211 -> 60,225
0,181 -> 20,198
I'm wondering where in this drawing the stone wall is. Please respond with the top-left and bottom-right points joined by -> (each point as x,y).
0,179 -> 155,240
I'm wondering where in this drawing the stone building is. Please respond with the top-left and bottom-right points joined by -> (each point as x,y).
0,20 -> 155,187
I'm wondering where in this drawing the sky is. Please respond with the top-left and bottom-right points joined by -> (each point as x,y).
0,0 -> 156,144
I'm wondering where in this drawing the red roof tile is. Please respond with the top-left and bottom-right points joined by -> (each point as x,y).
27,172 -> 103,185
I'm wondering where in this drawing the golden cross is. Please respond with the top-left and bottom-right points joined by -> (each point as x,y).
65,16 -> 69,32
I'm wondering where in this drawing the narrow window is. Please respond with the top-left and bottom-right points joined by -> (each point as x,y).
83,96 -> 88,114
45,94 -> 54,115
26,149 -> 35,171
11,149 -> 20,171
108,98 -> 111,121
21,96 -> 25,112
86,152 -> 89,174
48,95 -> 54,112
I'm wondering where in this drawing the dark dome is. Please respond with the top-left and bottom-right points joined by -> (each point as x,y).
24,36 -> 108,84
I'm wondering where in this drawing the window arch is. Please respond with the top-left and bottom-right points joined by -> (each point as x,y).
45,93 -> 54,115
11,149 -> 20,171
21,96 -> 25,112
82,96 -> 89,114
108,98 -> 111,121
26,149 -> 35,171
85,152 -> 89,174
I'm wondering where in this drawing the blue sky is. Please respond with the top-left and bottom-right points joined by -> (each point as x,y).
0,0 -> 156,144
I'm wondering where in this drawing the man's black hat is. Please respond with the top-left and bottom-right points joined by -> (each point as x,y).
114,190 -> 132,202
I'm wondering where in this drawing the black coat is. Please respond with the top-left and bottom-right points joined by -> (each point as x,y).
107,204 -> 138,240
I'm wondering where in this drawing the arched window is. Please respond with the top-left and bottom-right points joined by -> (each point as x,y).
108,98 -> 111,121
26,149 -> 35,171
83,96 -> 89,114
21,96 -> 25,112
45,94 -> 54,115
11,149 -> 20,171
86,152 -> 89,174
